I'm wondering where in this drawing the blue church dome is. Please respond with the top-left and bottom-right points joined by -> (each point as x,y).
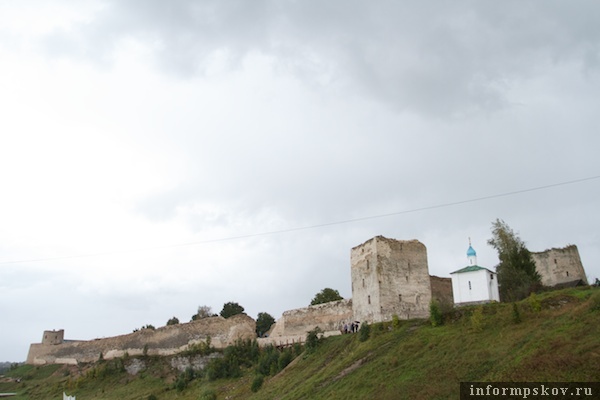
467,245 -> 476,257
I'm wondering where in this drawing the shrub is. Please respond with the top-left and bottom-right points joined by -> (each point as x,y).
429,300 -> 443,327
470,306 -> 484,332
528,292 -> 541,313
305,327 -> 323,353
589,290 -> 600,312
199,389 -> 217,400
392,314 -> 401,329
256,346 -> 280,376
147,395 -> 158,400
512,303 -> 522,324
251,374 -> 264,392
358,322 -> 371,342
278,349 -> 293,370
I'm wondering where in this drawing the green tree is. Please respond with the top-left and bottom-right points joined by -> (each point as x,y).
488,219 -> 541,302
191,305 -> 215,321
310,288 -> 343,306
166,316 -> 179,326
256,312 -> 275,337
220,302 -> 245,318
429,300 -> 443,327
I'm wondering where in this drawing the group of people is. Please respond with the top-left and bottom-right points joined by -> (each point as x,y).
342,321 -> 361,334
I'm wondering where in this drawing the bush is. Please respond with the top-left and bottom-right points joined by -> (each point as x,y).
392,314 -> 401,329
589,290 -> 600,312
147,395 -> 158,400
199,389 -> 217,400
251,374 -> 264,392
359,322 -> 371,342
305,327 -> 323,353
429,300 -> 443,327
512,303 -> 522,324
470,306 -> 485,332
528,292 -> 541,313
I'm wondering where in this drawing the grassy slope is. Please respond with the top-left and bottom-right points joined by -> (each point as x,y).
2,287 -> 599,400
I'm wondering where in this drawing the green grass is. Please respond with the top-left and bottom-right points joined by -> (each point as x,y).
2,287 -> 599,399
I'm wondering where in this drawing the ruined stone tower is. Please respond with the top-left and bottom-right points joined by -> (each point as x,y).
42,329 -> 64,345
351,236 -> 432,323
531,245 -> 588,287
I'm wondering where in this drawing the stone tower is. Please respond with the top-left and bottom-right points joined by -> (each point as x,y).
42,329 -> 64,345
531,245 -> 588,287
351,236 -> 432,323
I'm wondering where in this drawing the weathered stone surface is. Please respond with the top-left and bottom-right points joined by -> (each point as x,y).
268,299 -> 353,338
351,236 -> 432,323
531,245 -> 588,287
27,314 -> 256,365
430,275 -> 454,306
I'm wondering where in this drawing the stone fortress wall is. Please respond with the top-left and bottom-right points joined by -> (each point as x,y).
27,314 -> 256,365
263,298 -> 353,346
531,245 -> 588,287
27,236 -> 585,365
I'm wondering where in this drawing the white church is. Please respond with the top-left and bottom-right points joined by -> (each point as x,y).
450,241 -> 500,305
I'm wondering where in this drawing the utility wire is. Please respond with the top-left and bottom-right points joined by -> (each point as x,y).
1,174 -> 598,265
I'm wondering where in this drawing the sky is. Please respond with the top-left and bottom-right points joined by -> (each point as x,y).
1,0 -> 599,362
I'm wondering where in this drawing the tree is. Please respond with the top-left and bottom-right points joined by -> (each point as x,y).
487,219 -> 541,302
191,305 -> 215,321
309,288 -> 343,306
256,312 -> 276,337
220,302 -> 245,318
166,316 -> 179,326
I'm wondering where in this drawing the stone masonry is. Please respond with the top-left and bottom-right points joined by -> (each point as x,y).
531,245 -> 588,287
351,236 -> 432,323
27,314 -> 256,365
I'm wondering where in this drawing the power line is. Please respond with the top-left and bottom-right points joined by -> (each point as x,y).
1,174 -> 598,265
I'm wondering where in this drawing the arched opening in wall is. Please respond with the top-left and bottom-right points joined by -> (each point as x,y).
368,295 -> 371,305
566,271 -> 569,277
398,294 -> 402,303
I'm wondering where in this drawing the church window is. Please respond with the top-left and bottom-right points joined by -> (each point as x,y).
490,274 -> 494,280
468,281 -> 472,290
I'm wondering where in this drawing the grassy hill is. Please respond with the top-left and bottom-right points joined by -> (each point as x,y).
2,287 -> 599,399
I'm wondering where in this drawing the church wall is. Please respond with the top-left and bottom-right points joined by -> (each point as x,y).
451,269 -> 498,305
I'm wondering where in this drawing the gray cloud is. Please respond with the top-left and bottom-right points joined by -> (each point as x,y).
1,0 -> 599,362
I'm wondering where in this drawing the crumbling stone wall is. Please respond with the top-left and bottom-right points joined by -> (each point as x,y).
27,314 -> 256,365
531,245 -> 588,287
430,275 -> 453,307
268,299 -> 353,338
351,236 -> 432,323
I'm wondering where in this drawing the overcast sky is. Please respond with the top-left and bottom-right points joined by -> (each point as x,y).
1,1 -> 599,362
